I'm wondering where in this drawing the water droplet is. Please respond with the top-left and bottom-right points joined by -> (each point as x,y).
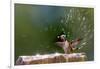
81,42 -> 87,45
70,9 -> 73,13
36,53 -> 40,57
55,52 -> 60,56
79,45 -> 84,49
83,17 -> 85,21
83,25 -> 86,29
70,15 -> 72,18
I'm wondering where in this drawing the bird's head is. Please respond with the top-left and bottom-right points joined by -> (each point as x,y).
57,34 -> 66,42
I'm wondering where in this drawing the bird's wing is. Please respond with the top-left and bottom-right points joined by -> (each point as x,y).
70,38 -> 82,49
55,42 -> 65,48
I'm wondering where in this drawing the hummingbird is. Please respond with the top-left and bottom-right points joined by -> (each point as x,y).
55,34 -> 82,54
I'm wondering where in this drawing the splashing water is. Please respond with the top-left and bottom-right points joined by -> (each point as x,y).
61,7 -> 94,61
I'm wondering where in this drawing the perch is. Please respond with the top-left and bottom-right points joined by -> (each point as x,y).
16,53 -> 87,65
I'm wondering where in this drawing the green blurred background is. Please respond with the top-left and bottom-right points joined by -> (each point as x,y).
15,4 -> 94,64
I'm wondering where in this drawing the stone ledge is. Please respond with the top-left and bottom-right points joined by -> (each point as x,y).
16,53 -> 87,65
